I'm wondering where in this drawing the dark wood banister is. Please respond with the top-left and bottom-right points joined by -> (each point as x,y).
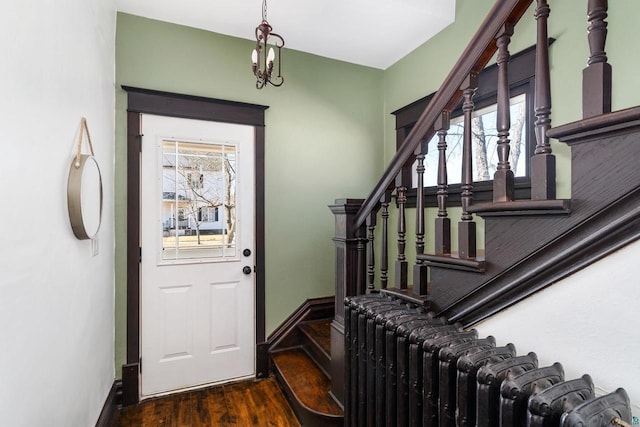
353,0 -> 534,229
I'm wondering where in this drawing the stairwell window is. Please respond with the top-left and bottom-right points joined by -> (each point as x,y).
416,93 -> 527,187
392,41 -> 546,207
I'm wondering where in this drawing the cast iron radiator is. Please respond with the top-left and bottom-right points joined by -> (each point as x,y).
344,293 -> 632,427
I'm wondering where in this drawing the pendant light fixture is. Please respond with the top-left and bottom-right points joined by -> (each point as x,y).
251,0 -> 285,89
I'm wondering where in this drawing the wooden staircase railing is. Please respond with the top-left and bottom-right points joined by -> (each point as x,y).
352,0 -> 536,232
330,0 -> 630,407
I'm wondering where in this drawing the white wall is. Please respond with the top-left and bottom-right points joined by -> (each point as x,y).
0,1 -> 116,426
475,239 -> 640,417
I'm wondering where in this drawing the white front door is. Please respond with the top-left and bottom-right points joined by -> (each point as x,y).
140,114 -> 255,397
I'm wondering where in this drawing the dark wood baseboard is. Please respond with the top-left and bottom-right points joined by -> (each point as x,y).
267,296 -> 334,353
95,380 -> 121,427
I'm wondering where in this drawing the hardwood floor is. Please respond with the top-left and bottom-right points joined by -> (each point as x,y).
114,377 -> 300,427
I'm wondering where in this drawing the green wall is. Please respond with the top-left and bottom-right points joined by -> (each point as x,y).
115,1 -> 640,376
114,13 -> 384,375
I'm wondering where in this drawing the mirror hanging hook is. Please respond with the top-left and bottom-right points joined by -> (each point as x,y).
74,117 -> 95,168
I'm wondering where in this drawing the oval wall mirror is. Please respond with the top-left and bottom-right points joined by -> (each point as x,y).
67,154 -> 103,240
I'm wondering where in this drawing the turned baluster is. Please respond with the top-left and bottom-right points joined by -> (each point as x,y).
380,191 -> 391,290
413,142 -> 428,296
356,225 -> 367,295
366,213 -> 377,293
459,74 -> 478,260
435,111 -> 451,255
531,0 -> 556,200
583,0 -> 611,118
395,177 -> 408,289
493,23 -> 515,202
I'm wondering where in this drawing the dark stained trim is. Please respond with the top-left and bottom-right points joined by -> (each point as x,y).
121,363 -> 138,407
469,198 -> 570,216
255,124 -> 268,378
391,39 -> 552,127
255,124 -> 266,345
267,296 -> 335,352
547,106 -> 640,142
122,86 -> 267,126
404,176 -> 532,209
124,111 -> 141,406
123,86 -> 268,404
95,380 -> 120,427
256,342 -> 270,379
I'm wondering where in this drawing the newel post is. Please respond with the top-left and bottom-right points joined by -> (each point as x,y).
329,198 -> 366,406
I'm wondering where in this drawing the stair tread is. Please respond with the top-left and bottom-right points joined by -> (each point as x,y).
468,199 -> 571,216
271,348 -> 343,416
419,251 -> 486,272
299,319 -> 331,355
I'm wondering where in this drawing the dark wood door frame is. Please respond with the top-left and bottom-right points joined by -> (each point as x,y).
121,86 -> 269,405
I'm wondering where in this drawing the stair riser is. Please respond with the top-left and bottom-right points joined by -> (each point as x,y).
303,342 -> 331,378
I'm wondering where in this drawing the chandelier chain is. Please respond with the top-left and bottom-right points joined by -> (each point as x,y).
262,0 -> 268,22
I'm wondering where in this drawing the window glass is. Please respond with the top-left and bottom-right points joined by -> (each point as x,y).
161,140 -> 237,260
413,93 -> 527,187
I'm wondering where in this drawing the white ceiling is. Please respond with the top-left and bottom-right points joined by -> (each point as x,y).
115,0 -> 456,70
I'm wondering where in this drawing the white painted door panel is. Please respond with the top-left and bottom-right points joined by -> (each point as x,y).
140,114 -> 255,397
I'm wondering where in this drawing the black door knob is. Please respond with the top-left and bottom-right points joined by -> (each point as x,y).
242,266 -> 252,275
243,248 -> 252,257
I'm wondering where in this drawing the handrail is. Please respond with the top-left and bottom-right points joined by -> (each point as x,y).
353,0 -> 534,229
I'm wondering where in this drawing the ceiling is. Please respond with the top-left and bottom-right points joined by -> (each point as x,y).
115,0 -> 457,70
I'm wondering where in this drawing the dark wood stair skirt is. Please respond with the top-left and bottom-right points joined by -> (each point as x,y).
272,347 -> 343,427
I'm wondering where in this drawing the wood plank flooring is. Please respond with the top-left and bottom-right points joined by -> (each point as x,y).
114,377 -> 300,427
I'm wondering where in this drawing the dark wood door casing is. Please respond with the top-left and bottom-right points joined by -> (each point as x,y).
122,86 -> 268,405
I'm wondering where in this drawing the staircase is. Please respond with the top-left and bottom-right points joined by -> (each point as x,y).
327,0 -> 638,425
269,1 -> 638,425
268,299 -> 344,426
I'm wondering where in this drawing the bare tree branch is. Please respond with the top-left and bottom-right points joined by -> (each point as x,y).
472,116 -> 490,181
509,106 -> 526,175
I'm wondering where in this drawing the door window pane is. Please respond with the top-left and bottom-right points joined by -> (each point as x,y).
161,140 -> 237,260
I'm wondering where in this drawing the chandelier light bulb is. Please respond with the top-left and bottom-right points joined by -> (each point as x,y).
251,0 -> 284,89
